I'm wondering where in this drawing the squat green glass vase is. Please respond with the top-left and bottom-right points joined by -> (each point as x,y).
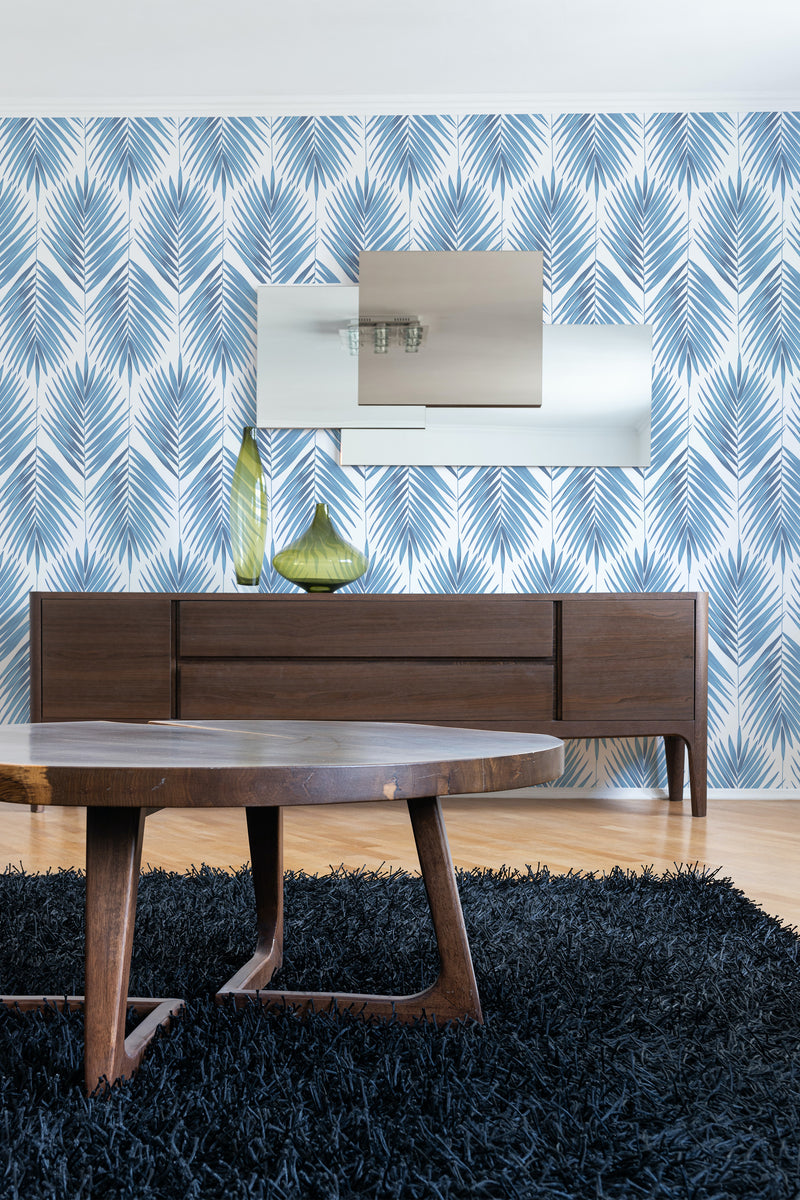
272,503 -> 368,592
230,427 -> 268,585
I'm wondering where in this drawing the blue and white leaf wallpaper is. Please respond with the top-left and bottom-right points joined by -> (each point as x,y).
1,112 -> 800,793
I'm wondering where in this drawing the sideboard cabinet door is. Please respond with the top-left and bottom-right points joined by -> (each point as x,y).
560,596 -> 697,721
31,594 -> 173,721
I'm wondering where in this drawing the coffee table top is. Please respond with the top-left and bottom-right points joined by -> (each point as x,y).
0,719 -> 564,809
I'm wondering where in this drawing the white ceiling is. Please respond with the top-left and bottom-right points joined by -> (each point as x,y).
2,0 -> 799,113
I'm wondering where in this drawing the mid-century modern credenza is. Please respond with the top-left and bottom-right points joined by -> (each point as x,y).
29,591 -> 708,816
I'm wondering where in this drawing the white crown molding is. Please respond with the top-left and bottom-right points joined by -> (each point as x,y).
1,92 -> 800,117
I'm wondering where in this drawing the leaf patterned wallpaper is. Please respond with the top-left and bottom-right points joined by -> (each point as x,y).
1,112 -> 799,792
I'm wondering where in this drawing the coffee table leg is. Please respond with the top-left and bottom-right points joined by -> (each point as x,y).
407,794 -> 483,1021
1,807 -> 183,1094
217,795 -> 482,1024
217,806 -> 284,994
84,807 -> 182,1093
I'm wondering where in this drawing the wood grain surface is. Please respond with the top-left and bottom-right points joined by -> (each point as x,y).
29,589 -> 708,814
178,594 -> 555,658
0,719 -> 564,808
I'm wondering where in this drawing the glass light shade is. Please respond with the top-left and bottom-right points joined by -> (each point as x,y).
272,503 -> 368,593
230,427 -> 268,585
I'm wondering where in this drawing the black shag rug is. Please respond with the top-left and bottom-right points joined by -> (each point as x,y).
1,864 -> 799,1200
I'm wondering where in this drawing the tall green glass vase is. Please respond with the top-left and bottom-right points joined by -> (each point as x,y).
230,427 -> 267,585
272,502 -> 368,592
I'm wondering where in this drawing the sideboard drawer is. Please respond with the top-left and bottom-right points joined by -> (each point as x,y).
178,660 -> 556,723
178,596 -> 555,659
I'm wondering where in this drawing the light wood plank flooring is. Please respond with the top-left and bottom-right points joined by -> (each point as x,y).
2,790 -> 798,931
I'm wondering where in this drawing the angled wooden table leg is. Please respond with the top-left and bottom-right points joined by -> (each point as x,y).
218,795 -> 481,1024
2,806 -> 183,1093
84,807 -> 182,1093
217,806 -> 284,995
406,793 -> 482,1021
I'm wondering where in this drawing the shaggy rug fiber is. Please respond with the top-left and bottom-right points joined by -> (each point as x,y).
0,864 -> 799,1200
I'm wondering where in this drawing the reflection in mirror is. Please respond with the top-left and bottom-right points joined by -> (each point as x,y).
256,284 -> 425,430
256,276 -> 652,467
341,324 -> 652,467
357,251 -> 544,408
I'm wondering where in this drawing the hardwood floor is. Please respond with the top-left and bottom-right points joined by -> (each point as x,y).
2,789 -> 799,930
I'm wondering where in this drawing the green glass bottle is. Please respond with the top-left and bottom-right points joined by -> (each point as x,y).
230,427 -> 268,586
272,502 -> 368,592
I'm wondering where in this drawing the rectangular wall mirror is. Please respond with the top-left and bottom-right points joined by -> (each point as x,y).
256,255 -> 652,467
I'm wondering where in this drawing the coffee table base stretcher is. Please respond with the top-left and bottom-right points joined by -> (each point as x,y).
0,995 -> 183,1086
2,793 -> 481,1090
1,805 -> 184,1093
217,795 -> 483,1024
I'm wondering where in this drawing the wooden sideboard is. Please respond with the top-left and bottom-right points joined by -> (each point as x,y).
29,591 -> 708,816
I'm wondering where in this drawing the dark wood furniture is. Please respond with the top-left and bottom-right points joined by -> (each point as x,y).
0,718 -> 564,1091
29,591 -> 709,815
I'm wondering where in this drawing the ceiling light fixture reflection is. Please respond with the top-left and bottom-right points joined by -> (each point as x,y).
339,316 -> 426,355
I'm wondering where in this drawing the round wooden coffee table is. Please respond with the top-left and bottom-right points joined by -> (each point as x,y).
0,719 -> 563,1092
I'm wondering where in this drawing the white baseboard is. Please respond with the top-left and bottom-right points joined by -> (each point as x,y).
707,788 -> 800,801
449,787 -> 800,801
450,787 -> 668,801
